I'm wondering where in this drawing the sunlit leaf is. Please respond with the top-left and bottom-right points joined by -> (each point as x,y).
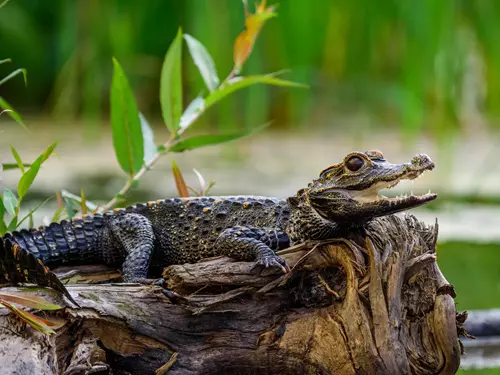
168,123 -> 269,152
205,75 -> 306,112
233,0 -> 277,72
139,113 -> 157,164
0,292 -> 62,310
2,188 -> 17,216
110,57 -> 144,177
160,28 -> 183,133
17,142 -> 58,198
184,34 -> 220,92
10,145 -> 25,174
172,161 -> 189,198
179,96 -> 204,130
0,97 -> 28,130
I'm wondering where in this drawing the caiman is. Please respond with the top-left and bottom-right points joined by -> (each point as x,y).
0,150 -> 436,303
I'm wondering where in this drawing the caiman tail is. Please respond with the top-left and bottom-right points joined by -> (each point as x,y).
0,237 -> 77,305
0,215 -> 106,306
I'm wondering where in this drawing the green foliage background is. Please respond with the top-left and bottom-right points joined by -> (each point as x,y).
1,0 -> 499,138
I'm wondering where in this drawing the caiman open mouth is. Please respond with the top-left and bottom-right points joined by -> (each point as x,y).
342,159 -> 436,207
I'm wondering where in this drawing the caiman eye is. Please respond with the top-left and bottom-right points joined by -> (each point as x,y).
345,156 -> 364,172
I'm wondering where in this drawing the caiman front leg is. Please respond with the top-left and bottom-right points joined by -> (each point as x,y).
215,226 -> 291,273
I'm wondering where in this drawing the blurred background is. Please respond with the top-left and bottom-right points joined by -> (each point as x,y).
1,1 -> 500,371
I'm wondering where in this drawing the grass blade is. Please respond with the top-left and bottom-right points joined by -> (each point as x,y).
17,142 -> 58,198
0,97 -> 28,130
10,145 -> 25,174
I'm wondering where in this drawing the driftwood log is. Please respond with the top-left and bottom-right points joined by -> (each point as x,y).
0,214 -> 467,375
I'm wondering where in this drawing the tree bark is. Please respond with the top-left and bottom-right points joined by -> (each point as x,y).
0,214 -> 467,375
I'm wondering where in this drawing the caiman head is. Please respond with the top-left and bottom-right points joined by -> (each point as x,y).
295,150 -> 436,223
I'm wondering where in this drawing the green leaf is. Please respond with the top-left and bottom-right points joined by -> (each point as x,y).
168,123 -> 269,152
0,200 -> 6,235
63,196 -> 76,220
184,34 -> 220,92
205,75 -> 307,111
2,163 -> 31,171
0,97 -> 28,130
139,113 -> 157,164
7,216 -> 17,232
179,96 -> 204,130
61,189 -> 98,212
10,145 -> 25,174
17,142 -> 58,198
160,28 -> 183,133
2,188 -> 17,216
110,57 -> 144,177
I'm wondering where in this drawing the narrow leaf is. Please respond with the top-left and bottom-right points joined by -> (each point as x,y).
184,34 -> 220,92
110,57 -> 144,177
0,292 -> 62,310
80,189 -> 87,215
2,188 -> 17,216
205,75 -> 306,112
61,189 -> 98,212
0,68 -> 27,87
160,28 -> 183,133
10,145 -> 25,173
0,97 -> 28,130
139,113 -> 157,164
192,168 -> 206,195
17,142 -> 58,198
17,197 -> 52,228
172,161 -> 189,198
168,123 -> 269,153
179,96 -> 204,130
0,200 -> 6,236
2,163 -> 31,171
0,299 -> 58,335
63,197 -> 76,220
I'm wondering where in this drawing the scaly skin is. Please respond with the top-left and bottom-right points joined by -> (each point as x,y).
0,150 -> 437,301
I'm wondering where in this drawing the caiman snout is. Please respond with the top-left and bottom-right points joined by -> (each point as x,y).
410,154 -> 434,170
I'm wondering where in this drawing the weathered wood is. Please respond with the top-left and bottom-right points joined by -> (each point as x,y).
0,214 -> 466,375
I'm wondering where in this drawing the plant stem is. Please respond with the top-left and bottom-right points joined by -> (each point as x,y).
100,128 -> 188,211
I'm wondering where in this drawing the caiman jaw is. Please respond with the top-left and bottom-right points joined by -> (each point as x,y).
306,151 -> 437,222
346,153 -> 436,209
